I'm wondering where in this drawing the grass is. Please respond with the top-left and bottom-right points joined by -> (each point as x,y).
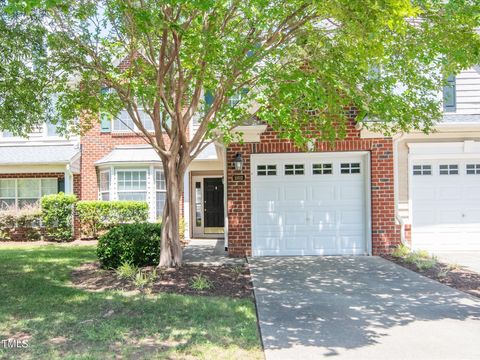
0,245 -> 262,359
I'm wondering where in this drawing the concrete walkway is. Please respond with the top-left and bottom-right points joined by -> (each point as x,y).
182,239 -> 245,266
434,251 -> 480,274
249,256 -> 480,360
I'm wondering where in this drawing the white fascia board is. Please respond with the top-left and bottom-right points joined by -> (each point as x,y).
232,125 -> 268,142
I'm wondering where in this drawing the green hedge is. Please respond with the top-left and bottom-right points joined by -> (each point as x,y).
0,204 -> 43,241
76,200 -> 149,239
97,223 -> 161,268
41,193 -> 77,241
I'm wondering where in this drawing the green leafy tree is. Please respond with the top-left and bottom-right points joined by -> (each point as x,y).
1,0 -> 479,266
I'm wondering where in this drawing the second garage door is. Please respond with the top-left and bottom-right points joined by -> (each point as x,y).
411,159 -> 480,251
251,152 -> 369,256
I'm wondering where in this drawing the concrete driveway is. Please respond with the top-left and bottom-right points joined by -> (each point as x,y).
433,251 -> 480,274
249,256 -> 480,360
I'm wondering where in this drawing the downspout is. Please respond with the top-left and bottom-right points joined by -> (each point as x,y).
393,132 -> 411,248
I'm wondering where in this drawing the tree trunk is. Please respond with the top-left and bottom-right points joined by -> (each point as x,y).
158,158 -> 184,268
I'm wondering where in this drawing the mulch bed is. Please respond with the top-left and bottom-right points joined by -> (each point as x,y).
71,262 -> 253,299
384,255 -> 480,298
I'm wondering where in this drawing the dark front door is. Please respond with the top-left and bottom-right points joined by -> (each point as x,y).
203,177 -> 224,228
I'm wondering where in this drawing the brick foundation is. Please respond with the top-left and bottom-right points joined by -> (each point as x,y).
226,119 -> 400,257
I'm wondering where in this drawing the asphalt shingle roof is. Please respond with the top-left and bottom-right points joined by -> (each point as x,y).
0,144 -> 80,165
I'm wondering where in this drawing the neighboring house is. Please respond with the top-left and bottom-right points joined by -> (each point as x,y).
1,67 -> 478,257
0,122 -> 81,210
362,66 -> 480,253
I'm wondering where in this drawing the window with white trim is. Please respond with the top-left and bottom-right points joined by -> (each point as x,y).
466,164 -> 480,175
99,171 -> 110,200
285,164 -> 304,175
312,163 -> 333,175
116,170 -> 147,201
0,178 -> 58,209
413,165 -> 432,175
340,163 -> 360,174
257,165 -> 277,176
112,109 -> 154,132
439,164 -> 458,175
155,169 -> 166,218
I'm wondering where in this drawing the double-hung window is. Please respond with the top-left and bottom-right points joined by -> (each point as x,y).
99,171 -> 111,200
112,109 -> 154,132
0,178 -> 58,209
116,170 -> 147,201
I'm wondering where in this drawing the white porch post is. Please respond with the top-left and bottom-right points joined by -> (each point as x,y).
64,165 -> 73,194
183,171 -> 190,240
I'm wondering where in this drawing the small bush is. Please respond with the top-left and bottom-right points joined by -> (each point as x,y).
190,274 -> 213,291
76,200 -> 149,239
133,269 -> 157,288
392,244 -> 410,258
41,193 -> 77,241
116,262 -> 138,280
0,204 -> 43,241
405,251 -> 437,270
97,223 -> 161,269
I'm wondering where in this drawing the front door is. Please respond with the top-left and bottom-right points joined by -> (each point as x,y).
204,177 -> 224,232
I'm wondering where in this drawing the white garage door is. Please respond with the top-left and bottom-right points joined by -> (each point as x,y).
412,159 -> 480,251
251,152 -> 369,256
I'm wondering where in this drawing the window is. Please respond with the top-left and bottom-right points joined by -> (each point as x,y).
443,75 -> 456,112
116,170 -> 147,201
257,165 -> 277,176
466,164 -> 480,175
0,179 -> 16,209
313,163 -> 333,175
413,165 -> 432,176
112,109 -> 154,132
46,121 -> 59,136
195,181 -> 202,226
99,171 -> 110,200
439,164 -> 458,175
0,178 -> 58,209
341,163 -> 361,174
155,170 -> 166,218
285,164 -> 305,175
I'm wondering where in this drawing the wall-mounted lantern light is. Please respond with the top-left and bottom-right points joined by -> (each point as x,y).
233,153 -> 244,172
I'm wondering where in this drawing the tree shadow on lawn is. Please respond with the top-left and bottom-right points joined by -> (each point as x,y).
0,246 -> 261,359
250,256 -> 480,356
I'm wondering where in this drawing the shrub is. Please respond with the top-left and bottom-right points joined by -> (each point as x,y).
76,200 -> 149,239
0,204 -> 43,241
41,193 -> 77,241
190,274 -> 213,291
97,223 -> 161,269
116,261 -> 138,280
392,244 -> 410,258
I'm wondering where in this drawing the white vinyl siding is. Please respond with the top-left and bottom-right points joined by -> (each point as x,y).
452,67 -> 480,115
0,178 -> 58,209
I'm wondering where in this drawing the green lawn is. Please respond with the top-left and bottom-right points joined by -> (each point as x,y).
0,246 -> 262,359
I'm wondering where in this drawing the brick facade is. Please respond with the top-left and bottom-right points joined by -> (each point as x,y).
226,119 -> 400,257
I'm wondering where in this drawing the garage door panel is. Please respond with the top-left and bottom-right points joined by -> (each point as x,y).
312,186 -> 335,201
255,187 -> 280,201
311,236 -> 338,251
284,236 -> 308,250
252,153 -> 368,256
438,187 -> 461,200
412,157 -> 480,251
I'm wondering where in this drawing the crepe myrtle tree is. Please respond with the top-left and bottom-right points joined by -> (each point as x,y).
1,0 -> 479,266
